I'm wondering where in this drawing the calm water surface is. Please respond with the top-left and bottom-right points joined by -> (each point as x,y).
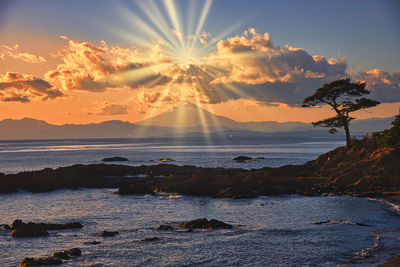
1,190 -> 399,266
0,136 -> 345,174
1,136 -> 399,266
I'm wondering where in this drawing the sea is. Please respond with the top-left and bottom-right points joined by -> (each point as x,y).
0,135 -> 399,266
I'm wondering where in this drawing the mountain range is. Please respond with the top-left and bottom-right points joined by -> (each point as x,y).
0,103 -> 394,140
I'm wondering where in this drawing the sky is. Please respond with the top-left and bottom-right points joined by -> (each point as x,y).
0,0 -> 399,125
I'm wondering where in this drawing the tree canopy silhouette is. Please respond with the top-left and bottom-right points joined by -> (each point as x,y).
302,78 -> 380,148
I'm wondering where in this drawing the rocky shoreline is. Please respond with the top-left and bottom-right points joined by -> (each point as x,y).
1,116 -> 399,199
0,144 -> 398,199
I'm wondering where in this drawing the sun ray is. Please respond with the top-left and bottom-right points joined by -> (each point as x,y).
135,0 -> 183,52
163,0 -> 185,51
103,0 -> 253,139
190,0 -> 213,49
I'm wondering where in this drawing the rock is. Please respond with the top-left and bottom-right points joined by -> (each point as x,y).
100,230 -> 119,237
256,157 -> 265,159
11,220 -> 49,237
51,248 -> 81,259
102,157 -> 128,162
233,156 -> 252,163
39,222 -> 83,230
10,220 -> 82,238
216,186 -> 257,199
178,218 -> 233,230
140,237 -> 160,242
88,241 -> 101,245
20,257 -> 62,266
155,225 -> 173,231
159,158 -> 175,162
116,181 -> 154,195
0,224 -> 11,230
315,220 -> 369,226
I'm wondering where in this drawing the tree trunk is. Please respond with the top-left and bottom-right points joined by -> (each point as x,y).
343,121 -> 351,149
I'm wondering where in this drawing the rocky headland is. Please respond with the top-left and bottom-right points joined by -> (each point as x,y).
0,115 -> 399,199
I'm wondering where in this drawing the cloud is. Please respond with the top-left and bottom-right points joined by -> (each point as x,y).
0,72 -> 63,103
42,30 -> 400,108
171,29 -> 183,40
45,37 -> 169,92
97,103 -> 129,115
203,29 -> 348,104
355,69 -> 400,103
0,44 -> 46,63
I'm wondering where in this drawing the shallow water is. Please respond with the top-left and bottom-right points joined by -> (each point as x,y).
1,189 -> 399,266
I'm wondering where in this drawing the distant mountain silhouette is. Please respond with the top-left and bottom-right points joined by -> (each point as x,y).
137,103 -> 309,132
0,103 -> 394,140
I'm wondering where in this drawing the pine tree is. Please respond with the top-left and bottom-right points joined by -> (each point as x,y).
302,78 -> 380,148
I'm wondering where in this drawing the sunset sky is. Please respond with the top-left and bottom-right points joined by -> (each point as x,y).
0,0 -> 399,125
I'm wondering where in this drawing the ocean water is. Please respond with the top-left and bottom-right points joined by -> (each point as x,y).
1,136 -> 399,266
0,191 -> 399,266
0,136 -> 345,174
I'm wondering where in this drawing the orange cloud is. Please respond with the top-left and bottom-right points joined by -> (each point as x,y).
0,72 -> 63,103
356,69 -> 400,102
45,37 -> 162,92
38,30 -> 400,109
0,44 -> 46,64
96,103 -> 129,115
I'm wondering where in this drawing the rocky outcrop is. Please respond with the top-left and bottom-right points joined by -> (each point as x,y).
178,218 -> 233,230
100,230 -> 119,237
51,248 -> 81,259
20,257 -> 62,266
102,157 -> 128,162
1,115 -> 399,198
155,225 -> 173,231
20,248 -> 81,266
9,219 -> 82,238
233,156 -> 252,162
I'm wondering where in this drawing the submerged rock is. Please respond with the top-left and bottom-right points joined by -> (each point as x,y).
155,225 -> 174,231
178,218 -> 233,230
140,237 -> 160,242
100,230 -> 119,237
10,219 -> 82,238
102,157 -> 128,162
51,248 -> 81,259
84,240 -> 101,245
233,156 -> 252,162
216,186 -> 257,199
159,158 -> 175,162
315,220 -> 369,226
20,257 -> 62,266
0,224 -> 11,230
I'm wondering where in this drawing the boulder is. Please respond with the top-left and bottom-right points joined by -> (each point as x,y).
178,218 -> 232,230
100,230 -> 119,237
155,225 -> 173,231
102,157 -> 128,162
11,220 -> 49,238
51,248 -> 81,259
233,156 -> 252,163
20,257 -> 62,266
